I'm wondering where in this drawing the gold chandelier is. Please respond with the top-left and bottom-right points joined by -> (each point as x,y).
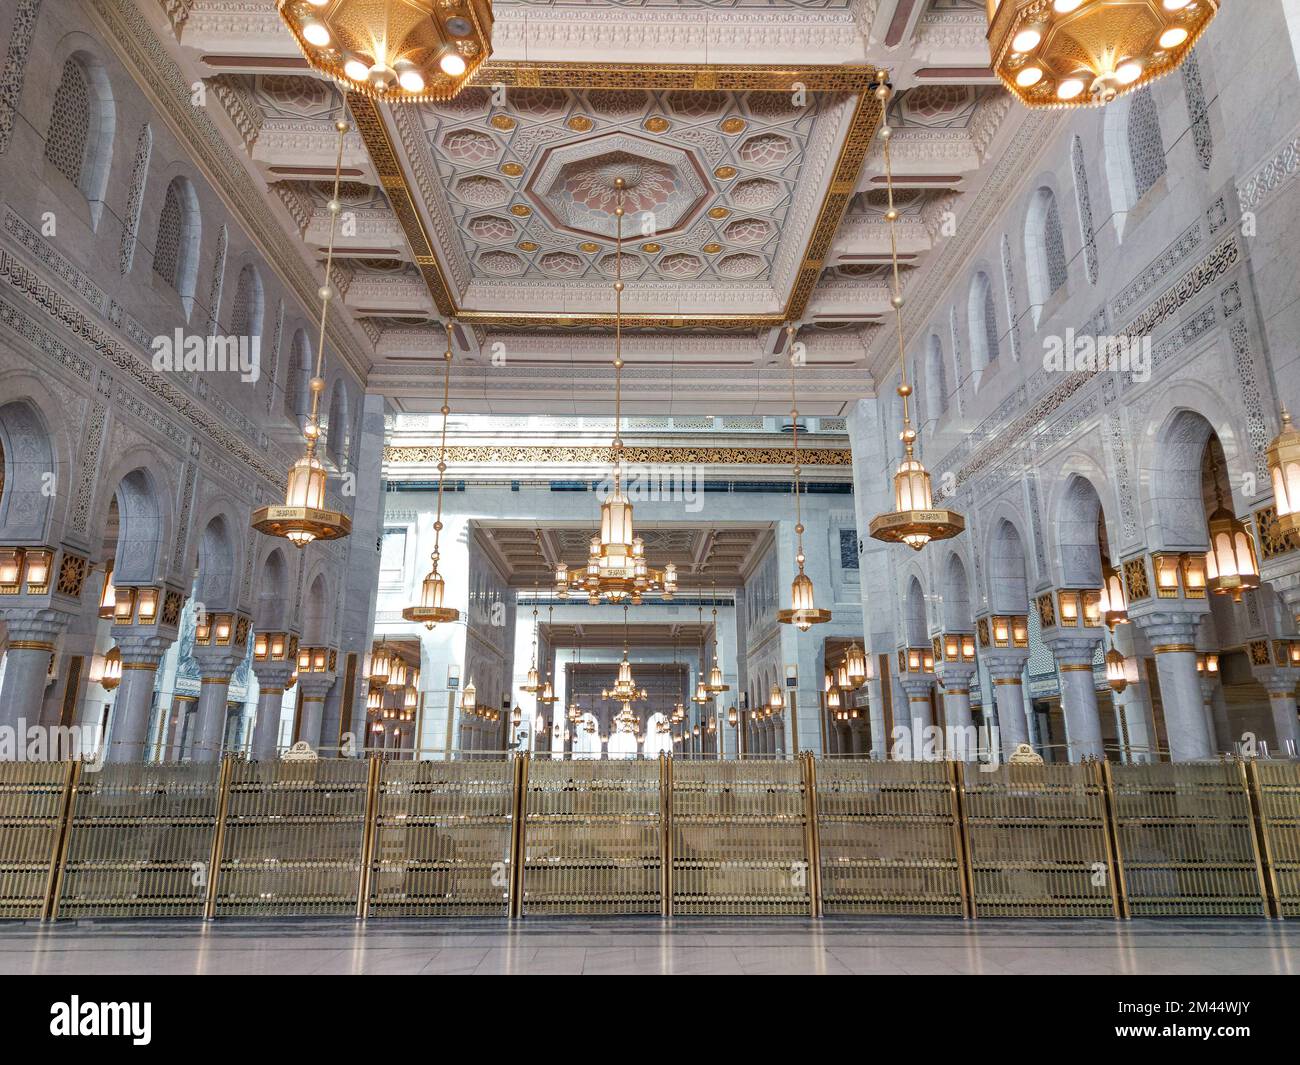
987,0 -> 1219,108
776,325 -> 832,631
1099,558 -> 1129,629
402,324 -> 461,628
253,121 -> 352,547
1268,409 -> 1300,536
277,0 -> 493,102
1204,449 -> 1260,603
705,582 -> 731,694
602,606 -> 647,705
867,77 -> 965,553
555,177 -> 678,606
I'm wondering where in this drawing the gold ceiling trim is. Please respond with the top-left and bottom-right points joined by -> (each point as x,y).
384,445 -> 853,466
347,62 -> 883,330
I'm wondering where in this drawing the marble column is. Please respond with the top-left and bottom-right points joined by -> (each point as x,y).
896,675 -> 935,759
1136,615 -> 1213,761
106,631 -> 174,763
295,673 -> 336,749
190,648 -> 244,763
1110,624 -> 1155,763
1258,672 -> 1299,757
936,663 -> 977,759
250,660 -> 296,760
1046,636 -> 1105,762
0,608 -> 71,732
982,651 -> 1031,758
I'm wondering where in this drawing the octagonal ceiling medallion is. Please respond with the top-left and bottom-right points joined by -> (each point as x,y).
525,133 -> 712,241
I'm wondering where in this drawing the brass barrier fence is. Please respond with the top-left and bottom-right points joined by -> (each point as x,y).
1249,760 -> 1300,917
520,757 -> 664,916
816,759 -> 966,916
367,759 -> 514,918
671,757 -> 814,916
1108,761 -> 1268,917
960,763 -> 1118,917
2,755 -> 1298,920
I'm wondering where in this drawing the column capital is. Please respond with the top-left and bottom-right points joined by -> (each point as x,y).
252,659 -> 297,690
1043,633 -> 1102,668
297,673 -> 337,700
190,645 -> 244,681
0,605 -> 76,647
1132,610 -> 1201,650
1253,667 -> 1297,696
934,660 -> 977,689
110,627 -> 175,666
898,675 -> 935,699
982,649 -> 1029,681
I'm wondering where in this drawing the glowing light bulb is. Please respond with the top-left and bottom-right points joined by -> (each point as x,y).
440,53 -> 467,77
301,21 -> 330,47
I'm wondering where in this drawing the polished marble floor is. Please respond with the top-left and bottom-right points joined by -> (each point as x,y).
1,917 -> 1297,975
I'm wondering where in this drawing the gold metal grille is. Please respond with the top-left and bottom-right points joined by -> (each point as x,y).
53,761 -> 222,919
817,760 -> 966,916
1251,760 -> 1300,917
1108,761 -> 1267,917
521,757 -> 663,915
671,759 -> 811,915
0,760 -> 73,919
367,759 -> 513,918
960,763 -> 1117,917
215,758 -> 370,916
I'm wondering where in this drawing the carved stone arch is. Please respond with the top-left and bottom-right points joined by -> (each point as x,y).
227,257 -> 266,346
1135,380 -> 1251,553
253,543 -> 293,632
44,32 -> 118,228
1050,470 -> 1112,589
301,566 -> 332,646
0,378 -> 76,544
104,465 -> 171,585
941,550 -> 973,632
186,491 -> 246,609
1022,178 -> 1070,325
984,511 -> 1032,615
967,266 -> 1000,385
152,171 -> 203,317
901,573 -> 929,646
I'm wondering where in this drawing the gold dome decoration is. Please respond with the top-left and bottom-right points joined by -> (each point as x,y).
644,116 -> 670,133
580,241 -> 602,253
401,323 -> 461,628
276,0 -> 494,103
867,76 -> 965,552
510,204 -> 532,216
567,115 -> 594,132
707,207 -> 730,219
253,120 -> 353,547
517,241 -> 539,251
714,166 -> 737,180
986,0 -> 1219,109
501,162 -> 524,176
491,114 -> 517,131
719,117 -> 747,134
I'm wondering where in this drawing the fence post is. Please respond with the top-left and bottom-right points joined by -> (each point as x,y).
1241,758 -> 1280,919
507,753 -> 529,919
801,753 -> 822,917
1097,759 -> 1127,920
356,754 -> 382,921
947,759 -> 974,919
42,760 -> 81,922
203,754 -> 235,921
659,752 -> 673,917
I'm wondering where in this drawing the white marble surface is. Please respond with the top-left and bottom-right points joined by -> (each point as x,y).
1,917 -> 1296,976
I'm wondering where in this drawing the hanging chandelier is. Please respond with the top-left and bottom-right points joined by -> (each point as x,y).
705,582 -> 731,694
1099,559 -> 1129,629
776,326 -> 832,631
402,324 -> 461,628
1204,449 -> 1260,603
768,684 -> 785,712
602,607 -> 647,705
844,642 -> 867,686
277,0 -> 493,103
1268,409 -> 1300,536
555,177 -> 678,606
253,120 -> 353,547
1105,647 -> 1130,694
867,77 -> 965,552
987,0 -> 1218,109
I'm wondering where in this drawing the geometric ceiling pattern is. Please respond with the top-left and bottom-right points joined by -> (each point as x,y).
381,76 -> 862,321
401,86 -> 830,291
179,0 -> 1028,410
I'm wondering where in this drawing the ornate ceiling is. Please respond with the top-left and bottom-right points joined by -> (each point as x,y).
477,521 -> 769,588
149,0 -> 1040,413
